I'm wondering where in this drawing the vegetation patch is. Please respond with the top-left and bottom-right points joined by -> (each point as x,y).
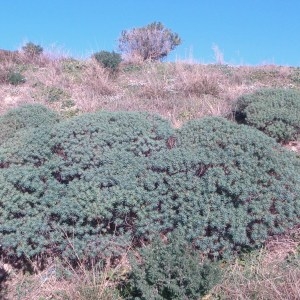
0,107 -> 299,267
44,86 -> 68,103
0,104 -> 60,145
233,88 -> 300,142
124,231 -> 221,300
93,50 -> 122,73
7,70 -> 26,85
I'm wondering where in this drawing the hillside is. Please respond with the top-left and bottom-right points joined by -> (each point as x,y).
0,50 -> 300,300
1,50 -> 300,122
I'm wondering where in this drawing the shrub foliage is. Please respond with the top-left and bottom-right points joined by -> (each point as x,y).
0,104 -> 60,145
7,71 -> 26,85
0,108 -> 173,260
142,117 -> 300,258
22,42 -> 43,58
118,22 -> 181,61
126,232 -> 221,300
0,107 -> 299,262
93,50 -> 122,72
233,88 -> 300,142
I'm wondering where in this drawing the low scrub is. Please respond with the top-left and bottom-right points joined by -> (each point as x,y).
233,88 -> 300,142
0,108 -> 173,262
0,104 -> 60,145
7,70 -> 26,85
93,50 -> 122,72
0,106 -> 299,266
124,232 -> 221,300
143,117 -> 300,258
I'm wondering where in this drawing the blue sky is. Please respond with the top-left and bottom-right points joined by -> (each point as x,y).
1,0 -> 300,66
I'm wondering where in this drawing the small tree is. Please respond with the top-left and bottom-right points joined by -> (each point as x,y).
118,22 -> 181,61
22,42 -> 43,58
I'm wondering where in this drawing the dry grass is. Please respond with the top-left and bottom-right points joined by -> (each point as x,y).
173,62 -> 221,98
209,226 -> 300,300
0,231 -> 131,300
1,254 -> 128,300
1,51 -> 300,126
2,227 -> 299,300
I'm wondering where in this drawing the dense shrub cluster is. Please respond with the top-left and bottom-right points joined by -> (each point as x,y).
0,104 -> 60,145
138,117 -> 300,258
233,88 -> 300,142
0,108 -> 173,259
125,232 -> 221,300
0,106 -> 299,263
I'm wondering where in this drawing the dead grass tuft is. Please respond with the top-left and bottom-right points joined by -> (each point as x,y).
2,254 -> 129,300
174,62 -> 221,97
210,226 -> 300,300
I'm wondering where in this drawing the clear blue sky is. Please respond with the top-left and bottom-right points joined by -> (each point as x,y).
1,0 -> 300,66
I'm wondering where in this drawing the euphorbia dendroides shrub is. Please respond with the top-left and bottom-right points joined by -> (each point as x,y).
0,105 -> 299,262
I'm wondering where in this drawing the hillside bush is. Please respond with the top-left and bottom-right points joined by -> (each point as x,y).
22,42 -> 43,58
0,110 -> 299,263
125,231 -> 221,300
137,117 -> 300,258
233,88 -> 300,142
118,22 -> 181,61
7,71 -> 26,85
0,110 -> 174,261
93,51 -> 122,72
0,104 -> 60,145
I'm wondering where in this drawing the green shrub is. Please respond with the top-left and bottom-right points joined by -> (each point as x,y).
7,71 -> 26,85
125,232 -> 221,300
290,67 -> 300,84
233,88 -> 300,142
93,51 -> 122,72
138,117 -> 300,258
0,110 -> 173,261
0,104 -> 60,145
0,111 -> 299,264
61,99 -> 76,109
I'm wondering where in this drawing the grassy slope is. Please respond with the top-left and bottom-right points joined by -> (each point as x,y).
0,52 -> 300,299
1,52 -> 300,124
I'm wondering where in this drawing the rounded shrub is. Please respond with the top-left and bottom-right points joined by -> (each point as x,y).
136,117 -> 300,258
93,51 -> 122,72
7,71 -> 26,85
233,88 -> 300,142
0,104 -> 60,145
0,110 -> 299,263
125,231 -> 221,300
0,110 -> 174,261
